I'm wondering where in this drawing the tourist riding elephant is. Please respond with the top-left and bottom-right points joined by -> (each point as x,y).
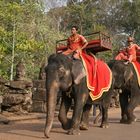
44,53 -> 114,138
109,60 -> 140,124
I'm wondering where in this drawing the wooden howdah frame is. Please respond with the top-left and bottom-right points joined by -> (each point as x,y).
56,31 -> 112,54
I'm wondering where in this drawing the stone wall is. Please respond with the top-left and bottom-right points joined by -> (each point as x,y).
1,80 -> 33,114
32,80 -> 47,112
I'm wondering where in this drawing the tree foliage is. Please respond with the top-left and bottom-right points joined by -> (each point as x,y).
0,0 -> 63,79
1,0 -> 140,79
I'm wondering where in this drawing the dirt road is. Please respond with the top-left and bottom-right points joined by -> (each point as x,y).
0,107 -> 140,140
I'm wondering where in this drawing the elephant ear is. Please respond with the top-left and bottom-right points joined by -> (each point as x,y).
124,68 -> 133,84
72,60 -> 86,85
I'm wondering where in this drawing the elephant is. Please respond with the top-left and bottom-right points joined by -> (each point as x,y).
44,53 -> 115,138
108,60 -> 140,124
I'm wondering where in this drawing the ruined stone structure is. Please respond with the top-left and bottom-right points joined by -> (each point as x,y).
1,61 -> 33,114
32,62 -> 47,112
32,79 -> 46,112
0,77 -> 8,113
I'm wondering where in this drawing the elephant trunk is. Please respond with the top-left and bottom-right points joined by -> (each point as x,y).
44,81 -> 58,138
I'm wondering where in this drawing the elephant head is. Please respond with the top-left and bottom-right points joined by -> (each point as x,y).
109,60 -> 133,89
44,54 -> 86,138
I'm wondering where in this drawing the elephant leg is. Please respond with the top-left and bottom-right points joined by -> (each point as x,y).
119,92 -> 128,123
67,92 -> 88,135
58,94 -> 72,130
100,104 -> 109,128
80,103 -> 92,130
100,93 -> 111,128
93,105 -> 102,124
126,95 -> 140,124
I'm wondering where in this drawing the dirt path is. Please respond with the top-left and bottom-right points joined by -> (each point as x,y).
0,107 -> 140,140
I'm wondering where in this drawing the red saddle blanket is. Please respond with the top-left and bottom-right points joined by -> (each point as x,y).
132,61 -> 140,86
80,52 -> 112,101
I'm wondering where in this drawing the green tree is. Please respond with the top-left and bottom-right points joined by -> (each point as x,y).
0,0 -> 63,79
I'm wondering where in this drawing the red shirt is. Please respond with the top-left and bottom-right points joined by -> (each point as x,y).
115,48 -> 128,60
127,44 -> 139,62
67,34 -> 87,51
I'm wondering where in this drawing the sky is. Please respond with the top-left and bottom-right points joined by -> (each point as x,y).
44,0 -> 83,11
44,0 -> 67,11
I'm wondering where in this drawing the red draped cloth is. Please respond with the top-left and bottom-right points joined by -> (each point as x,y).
132,61 -> 140,86
80,52 -> 112,101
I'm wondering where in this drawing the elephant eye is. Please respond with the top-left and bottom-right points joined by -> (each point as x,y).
58,66 -> 65,77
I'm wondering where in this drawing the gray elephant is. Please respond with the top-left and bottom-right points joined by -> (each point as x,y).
44,53 -> 114,138
109,60 -> 140,124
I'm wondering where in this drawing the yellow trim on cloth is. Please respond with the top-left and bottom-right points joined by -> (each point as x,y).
132,62 -> 140,87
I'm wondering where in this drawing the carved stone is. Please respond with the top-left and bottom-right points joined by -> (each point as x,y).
0,61 -> 33,114
32,80 -> 46,112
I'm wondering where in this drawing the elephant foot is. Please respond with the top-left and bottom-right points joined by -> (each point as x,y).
120,119 -> 133,124
126,117 -> 137,124
120,119 -> 127,124
120,115 -> 137,124
120,114 -> 128,123
62,124 -> 70,130
126,120 -> 133,124
61,119 -> 72,130
80,124 -> 89,130
100,123 -> 109,128
67,128 -> 80,135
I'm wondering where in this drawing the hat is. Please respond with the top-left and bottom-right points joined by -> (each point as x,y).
127,37 -> 134,42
